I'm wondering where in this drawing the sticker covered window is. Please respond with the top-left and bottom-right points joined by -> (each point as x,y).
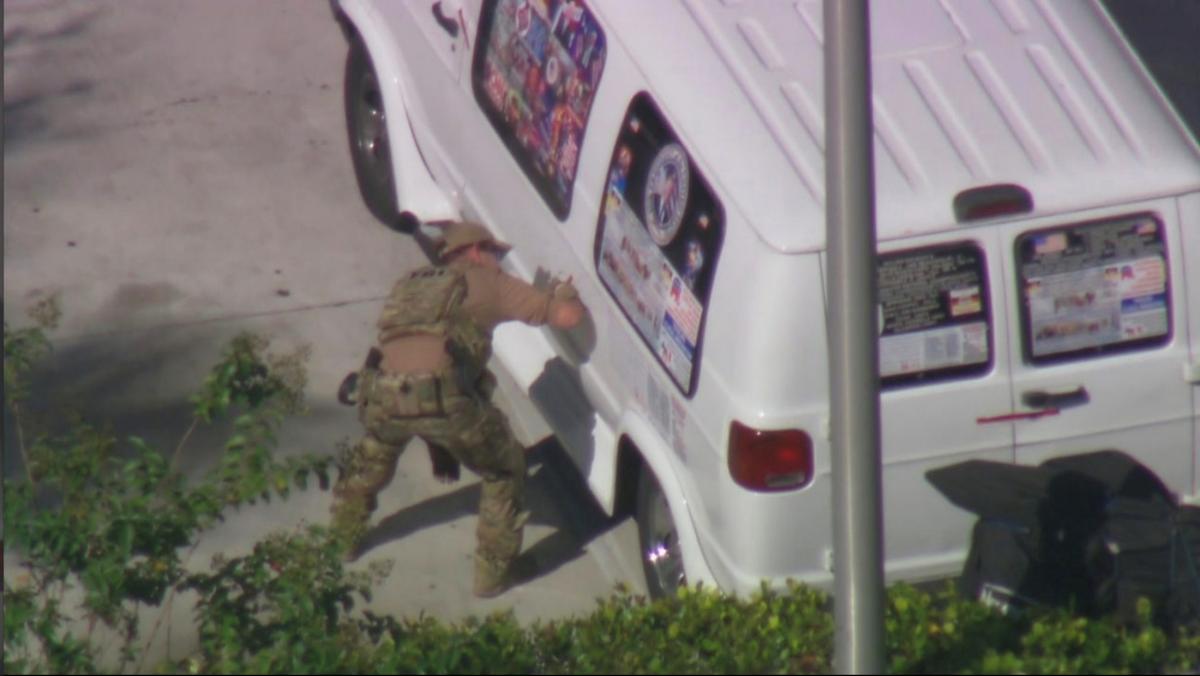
879,243 -> 992,388
472,0 -> 607,220
594,94 -> 724,397
1016,213 -> 1170,363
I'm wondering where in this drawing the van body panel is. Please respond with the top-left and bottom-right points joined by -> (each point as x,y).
487,246 -> 625,512
705,475 -> 836,593
679,237 -> 831,578
702,241 -> 831,423
1181,193 -> 1200,496
336,0 -> 462,221
367,0 -> 471,204
595,0 -> 1200,253
619,409 -> 721,589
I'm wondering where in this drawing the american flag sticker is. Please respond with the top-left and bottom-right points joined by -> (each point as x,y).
1033,232 -> 1067,255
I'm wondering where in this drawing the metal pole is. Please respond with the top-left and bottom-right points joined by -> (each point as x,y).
824,0 -> 886,673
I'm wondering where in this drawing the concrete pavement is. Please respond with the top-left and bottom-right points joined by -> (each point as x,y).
3,1 -> 644,670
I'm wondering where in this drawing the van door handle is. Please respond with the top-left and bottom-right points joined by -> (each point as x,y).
977,408 -> 1060,424
431,2 -> 460,38
1021,385 -> 1089,410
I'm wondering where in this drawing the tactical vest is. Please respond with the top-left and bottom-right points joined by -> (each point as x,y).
376,266 -> 491,378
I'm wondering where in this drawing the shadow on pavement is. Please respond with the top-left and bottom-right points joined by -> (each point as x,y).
2,325 -> 348,498
3,3 -> 106,152
355,438 -> 629,585
356,478 -> 484,557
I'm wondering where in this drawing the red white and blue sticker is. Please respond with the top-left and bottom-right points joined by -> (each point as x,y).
643,143 -> 690,247
475,0 -> 607,218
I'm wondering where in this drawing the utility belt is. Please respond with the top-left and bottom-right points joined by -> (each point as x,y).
359,368 -> 459,418
338,346 -> 491,417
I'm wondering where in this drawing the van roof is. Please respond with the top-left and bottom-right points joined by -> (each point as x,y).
595,0 -> 1200,252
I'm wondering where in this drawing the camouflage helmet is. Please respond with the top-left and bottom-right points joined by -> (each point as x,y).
438,221 -> 512,261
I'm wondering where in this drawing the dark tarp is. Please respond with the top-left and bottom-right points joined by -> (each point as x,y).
926,450 -> 1200,628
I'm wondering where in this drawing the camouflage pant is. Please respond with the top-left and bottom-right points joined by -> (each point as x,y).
330,369 -> 526,586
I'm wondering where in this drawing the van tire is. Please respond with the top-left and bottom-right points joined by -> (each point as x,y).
636,467 -> 687,598
344,37 -> 398,226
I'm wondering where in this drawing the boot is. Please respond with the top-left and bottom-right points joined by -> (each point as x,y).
473,508 -> 532,597
473,552 -> 539,598
330,499 -> 371,563
474,555 -> 510,598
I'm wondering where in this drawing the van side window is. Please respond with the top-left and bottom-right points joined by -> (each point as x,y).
471,0 -> 608,220
879,243 -> 992,388
1015,213 -> 1170,364
594,93 -> 725,397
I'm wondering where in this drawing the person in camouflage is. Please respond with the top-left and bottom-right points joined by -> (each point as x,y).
331,220 -> 586,598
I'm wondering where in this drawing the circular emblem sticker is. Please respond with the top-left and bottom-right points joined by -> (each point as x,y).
643,143 -> 690,246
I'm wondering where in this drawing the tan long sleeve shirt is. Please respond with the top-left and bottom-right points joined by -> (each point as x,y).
379,263 -> 554,374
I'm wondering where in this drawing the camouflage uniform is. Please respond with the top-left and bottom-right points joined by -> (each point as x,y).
332,363 -> 528,593
332,225 -> 573,597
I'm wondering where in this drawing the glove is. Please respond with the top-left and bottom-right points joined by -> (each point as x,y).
551,277 -> 579,302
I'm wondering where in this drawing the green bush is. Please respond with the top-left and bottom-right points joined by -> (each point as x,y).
178,525 -> 392,674
4,304 -> 334,674
5,305 -> 1200,674
168,574 -> 1200,674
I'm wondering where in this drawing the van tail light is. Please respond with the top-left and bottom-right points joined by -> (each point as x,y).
728,421 -> 813,492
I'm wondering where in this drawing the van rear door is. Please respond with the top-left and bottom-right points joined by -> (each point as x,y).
1002,201 -> 1195,498
875,233 -> 1015,572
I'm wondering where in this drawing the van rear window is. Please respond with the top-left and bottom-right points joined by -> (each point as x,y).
472,0 -> 607,220
879,243 -> 992,387
594,94 -> 725,397
1016,213 -> 1170,363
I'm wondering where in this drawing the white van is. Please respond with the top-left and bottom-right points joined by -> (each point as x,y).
329,0 -> 1200,597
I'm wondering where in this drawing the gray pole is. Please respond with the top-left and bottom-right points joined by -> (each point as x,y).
824,0 -> 886,673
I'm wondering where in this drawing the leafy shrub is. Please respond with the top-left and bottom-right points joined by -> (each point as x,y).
4,304 -> 334,674
161,577 -> 1200,675
178,525 -> 391,674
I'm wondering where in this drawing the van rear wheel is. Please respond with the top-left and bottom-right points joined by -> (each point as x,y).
636,468 -> 687,598
344,38 -> 398,226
